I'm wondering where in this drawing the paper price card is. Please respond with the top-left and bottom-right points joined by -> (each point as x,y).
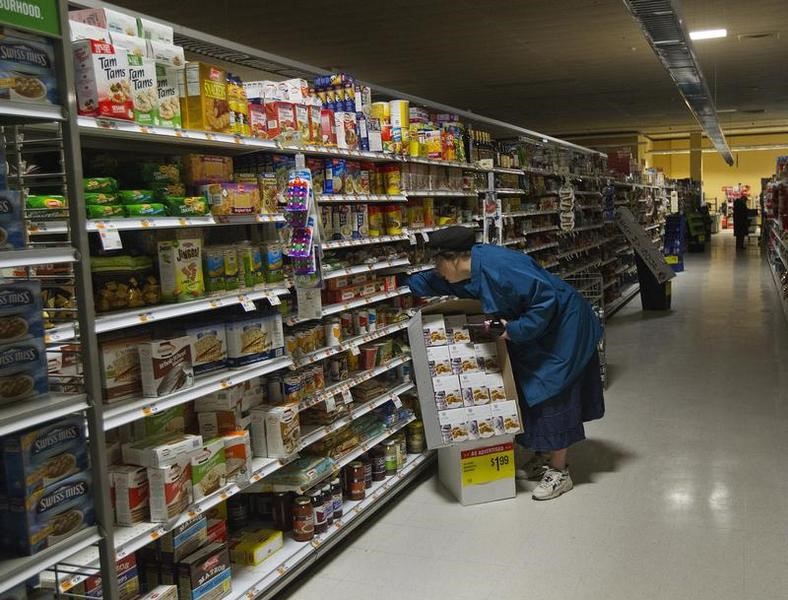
460,442 -> 514,487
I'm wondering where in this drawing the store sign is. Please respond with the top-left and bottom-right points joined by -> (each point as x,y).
0,0 -> 60,36
460,442 -> 514,487
616,207 -> 675,284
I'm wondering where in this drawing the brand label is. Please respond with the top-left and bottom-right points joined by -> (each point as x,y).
37,479 -> 89,513
0,42 -> 49,68
0,287 -> 33,307
31,424 -> 80,455
0,0 -> 59,35
0,345 -> 38,366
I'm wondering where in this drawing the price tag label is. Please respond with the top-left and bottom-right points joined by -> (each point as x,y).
150,529 -> 163,541
178,217 -> 191,226
420,231 -> 430,243
139,126 -> 151,135
138,312 -> 154,323
209,298 -> 222,309
174,129 -> 184,138
408,233 -> 417,245
266,294 -> 282,306
240,295 -> 256,312
342,389 -> 353,404
99,227 -> 122,250
142,405 -> 158,417
220,378 -> 232,389
325,394 -> 337,412
460,442 -> 515,487
391,394 -> 403,408
349,344 -> 360,356
205,132 -> 216,141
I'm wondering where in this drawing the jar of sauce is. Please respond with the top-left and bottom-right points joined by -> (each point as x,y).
292,496 -> 314,542
345,461 -> 366,501
331,478 -> 343,518
311,491 -> 327,534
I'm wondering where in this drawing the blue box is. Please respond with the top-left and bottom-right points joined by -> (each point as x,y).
0,191 -> 27,250
0,281 -> 44,344
0,337 -> 49,406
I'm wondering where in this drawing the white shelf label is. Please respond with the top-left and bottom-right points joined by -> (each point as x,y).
99,227 -> 122,250
240,295 -> 256,312
266,294 -> 282,306
349,344 -> 360,356
325,395 -> 337,412
342,389 -> 354,404
391,394 -> 403,408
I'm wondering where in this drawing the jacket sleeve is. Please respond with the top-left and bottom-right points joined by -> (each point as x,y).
406,271 -> 459,298
503,279 -> 559,343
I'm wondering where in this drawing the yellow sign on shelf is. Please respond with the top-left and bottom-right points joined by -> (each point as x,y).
460,442 -> 515,487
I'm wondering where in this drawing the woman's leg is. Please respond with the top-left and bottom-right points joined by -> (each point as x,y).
550,448 -> 568,471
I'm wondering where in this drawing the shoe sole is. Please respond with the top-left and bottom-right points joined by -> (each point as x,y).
532,481 -> 574,501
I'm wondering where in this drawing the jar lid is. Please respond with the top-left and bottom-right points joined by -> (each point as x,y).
294,496 -> 311,505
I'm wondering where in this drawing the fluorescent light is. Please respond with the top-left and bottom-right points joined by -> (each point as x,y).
689,28 -> 727,40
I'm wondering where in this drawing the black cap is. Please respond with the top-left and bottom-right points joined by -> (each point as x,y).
428,226 -> 476,254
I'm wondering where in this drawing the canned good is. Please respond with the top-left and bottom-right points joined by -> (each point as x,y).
368,206 -> 384,237
370,446 -> 386,481
283,374 -> 303,404
302,369 -> 316,396
384,440 -> 398,476
366,308 -> 377,332
325,319 -> 342,347
292,496 -> 314,542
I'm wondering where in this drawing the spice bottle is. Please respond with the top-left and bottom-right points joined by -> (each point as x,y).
311,490 -> 327,534
292,496 -> 314,542
331,477 -> 343,519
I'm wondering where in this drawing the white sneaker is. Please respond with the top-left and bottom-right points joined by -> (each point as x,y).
532,467 -> 573,501
515,453 -> 550,481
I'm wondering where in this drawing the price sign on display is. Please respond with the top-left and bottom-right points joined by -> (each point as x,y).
420,231 -> 430,243
391,394 -> 403,408
342,389 -> 354,404
98,226 -> 122,251
349,344 -> 360,356
325,395 -> 337,412
460,442 -> 515,487
266,294 -> 282,306
240,295 -> 256,312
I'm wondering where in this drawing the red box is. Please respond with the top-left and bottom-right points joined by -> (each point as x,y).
248,104 -> 267,139
265,101 -> 295,139
320,108 -> 336,145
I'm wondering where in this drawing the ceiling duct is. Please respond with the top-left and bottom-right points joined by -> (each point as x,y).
621,0 -> 734,165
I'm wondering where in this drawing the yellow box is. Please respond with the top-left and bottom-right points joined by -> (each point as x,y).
230,529 -> 283,566
182,62 -> 230,132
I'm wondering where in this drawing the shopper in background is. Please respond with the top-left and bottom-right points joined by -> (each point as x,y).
407,227 -> 605,500
733,195 -> 749,250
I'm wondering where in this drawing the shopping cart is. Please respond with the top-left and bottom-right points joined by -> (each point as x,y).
565,273 -> 607,388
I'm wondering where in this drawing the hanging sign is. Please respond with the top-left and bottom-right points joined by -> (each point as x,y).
0,0 -> 60,36
616,207 -> 675,284
460,442 -> 515,487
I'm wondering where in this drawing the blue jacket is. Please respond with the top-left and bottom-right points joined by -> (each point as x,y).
408,244 -> 603,407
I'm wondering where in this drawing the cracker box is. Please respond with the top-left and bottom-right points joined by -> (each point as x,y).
99,335 -> 148,403
225,313 -> 284,368
138,336 -> 196,398
422,314 -> 448,347
185,323 -> 227,375
159,516 -> 207,564
264,101 -> 295,140
138,18 -> 174,44
140,586 -> 178,600
426,346 -> 452,377
449,343 -> 480,375
72,554 -> 140,600
110,465 -> 149,525
68,21 -> 110,42
0,338 -> 49,406
200,183 -> 261,218
229,529 -> 283,566
222,431 -> 252,483
0,281 -> 44,343
474,342 -> 501,373
73,39 -> 134,121
132,405 -> 188,439
9,471 -> 95,555
3,416 -> 88,498
207,518 -> 227,544
156,64 -> 182,128
432,374 -> 463,410
127,53 -> 159,126
177,543 -> 231,600
69,8 -> 139,37
122,433 -> 203,468
182,62 -> 229,132
147,454 -> 193,522
0,27 -> 58,104
249,405 -> 299,458
0,191 -> 28,250
110,32 -> 147,58
197,410 -> 248,440
157,239 -> 205,303
460,372 -> 491,407
147,41 -> 184,70
191,438 -> 226,501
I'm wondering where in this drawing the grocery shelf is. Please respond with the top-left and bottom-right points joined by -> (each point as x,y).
0,393 -> 89,438
102,355 -> 293,431
405,157 -> 475,169
0,246 -> 77,269
408,222 -> 478,235
556,242 -> 602,260
0,527 -> 102,595
28,220 -> 69,235
298,354 -> 412,412
561,260 -> 603,278
614,245 -> 633,254
316,194 -> 406,203
502,209 -> 560,218
0,100 -> 65,124
603,278 -> 618,290
525,225 -> 560,235
230,451 -> 434,600
606,284 -> 641,319
495,188 -> 526,195
502,237 -> 527,247
403,190 -> 479,198
406,263 -> 435,274
614,263 -> 633,276
562,223 -> 604,233
85,215 -> 285,232
323,258 -> 411,279
536,191 -> 560,197
526,241 -> 560,253
488,166 -> 525,175
287,287 -> 411,325
543,260 -> 560,269
292,320 -> 411,369
321,234 -> 410,250
574,191 -> 602,196
769,263 -> 788,325
599,256 -> 619,267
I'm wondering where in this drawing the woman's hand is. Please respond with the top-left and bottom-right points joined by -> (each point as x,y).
499,319 -> 510,340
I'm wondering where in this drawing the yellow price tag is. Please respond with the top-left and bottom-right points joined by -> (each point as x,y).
460,442 -> 515,487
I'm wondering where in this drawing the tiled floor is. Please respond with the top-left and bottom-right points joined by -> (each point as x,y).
276,231 -> 788,600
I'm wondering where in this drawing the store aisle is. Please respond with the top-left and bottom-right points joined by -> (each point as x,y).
277,231 -> 788,600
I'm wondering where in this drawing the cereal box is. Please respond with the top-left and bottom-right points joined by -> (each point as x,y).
159,516 -> 207,563
138,336 -> 196,398
0,191 -> 28,250
69,8 -> 139,37
99,335 -> 148,403
158,239 -> 205,303
460,372 -> 491,406
73,39 -> 134,121
156,64 -> 182,128
177,542 -> 231,600
122,433 -> 203,468
110,465 -> 149,525
9,471 -> 95,555
3,416 -> 88,498
0,281 -> 43,343
127,54 -> 159,126
147,454 -> 192,522
222,431 -> 252,483
191,438 -> 226,500
182,62 -> 228,132
0,338 -> 49,406
0,28 -> 58,104
225,313 -> 284,368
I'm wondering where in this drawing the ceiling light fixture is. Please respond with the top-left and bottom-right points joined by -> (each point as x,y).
689,28 -> 727,40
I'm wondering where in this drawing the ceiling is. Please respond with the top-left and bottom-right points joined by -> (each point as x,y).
113,0 -> 788,138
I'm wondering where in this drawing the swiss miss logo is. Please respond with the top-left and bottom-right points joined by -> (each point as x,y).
0,197 -> 12,214
0,42 -> 50,69
91,40 -> 114,54
0,286 -> 33,307
0,345 -> 38,366
32,423 -> 81,455
37,478 -> 89,513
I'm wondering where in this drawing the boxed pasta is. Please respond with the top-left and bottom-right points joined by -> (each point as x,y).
99,335 -> 148,403
147,454 -> 193,522
185,323 -> 227,375
138,336 -> 196,398
73,39 -> 134,121
225,313 -> 284,368
122,433 -> 203,468
182,62 -> 229,132
0,338 -> 49,406
0,27 -> 58,104
0,281 -> 44,343
110,465 -> 149,525
191,438 -> 226,500
157,239 -> 205,303
177,542 -> 231,600
249,405 -> 299,458
159,516 -> 207,563
0,191 -> 28,250
3,416 -> 88,498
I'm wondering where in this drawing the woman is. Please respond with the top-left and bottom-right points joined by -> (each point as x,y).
732,195 -> 749,250
408,226 -> 605,500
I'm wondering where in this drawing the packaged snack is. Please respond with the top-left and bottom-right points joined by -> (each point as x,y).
248,103 -> 266,138
177,543 -> 231,600
99,335 -> 148,402
182,62 -> 228,132
154,65 -> 182,128
200,183 -> 260,218
191,438 -> 226,500
433,374 -> 463,410
0,338 -> 48,406
92,255 -> 160,312
165,197 -> 209,217
222,430 -> 252,483
3,416 -> 88,498
250,405 -> 299,458
460,372 -> 491,406
138,18 -> 174,44
68,21 -> 110,43
118,189 -> 154,204
73,555 -> 140,600
126,54 -> 159,125
225,313 -> 284,368
73,39 -> 134,120
124,203 -> 167,216
474,342 -> 501,373
422,314 -> 448,347
202,247 -> 225,293
491,399 -> 522,435
25,195 -> 66,210
9,471 -> 94,555
157,238 -> 205,303
0,281 -> 44,344
229,529 -> 283,566
182,154 -> 233,185
323,159 -> 346,195
83,192 -> 116,205
147,454 -> 192,522
185,323 -> 227,375
132,405 -> 188,439
138,336 -> 196,398
153,183 -> 186,200
159,516 -> 207,563
207,519 -> 227,545
486,372 -> 508,402
264,101 -> 295,140
85,177 -> 118,193
0,191 -> 26,250
110,32 -> 147,58
197,410 -> 248,440
86,204 -> 124,219
0,27 -> 58,104
110,465 -> 149,525
122,433 -> 203,468
449,343 -> 480,375
69,8 -> 139,36
258,173 -> 278,214
147,40 -> 184,70
140,586 -> 178,600
141,162 -> 180,185
426,346 -> 452,377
